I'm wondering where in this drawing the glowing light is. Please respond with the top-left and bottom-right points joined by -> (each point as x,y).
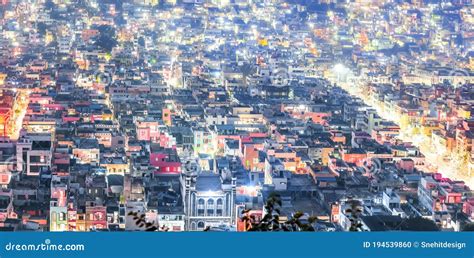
206,190 -> 219,196
333,63 -> 347,74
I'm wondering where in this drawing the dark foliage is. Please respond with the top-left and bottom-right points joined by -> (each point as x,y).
44,0 -> 56,10
95,25 -> 118,52
461,223 -> 474,231
138,37 -> 145,47
398,217 -> 439,231
36,22 -> 47,36
344,198 -> 363,231
127,211 -> 167,232
240,193 -> 319,231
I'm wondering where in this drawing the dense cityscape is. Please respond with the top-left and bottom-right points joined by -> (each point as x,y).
0,0 -> 473,232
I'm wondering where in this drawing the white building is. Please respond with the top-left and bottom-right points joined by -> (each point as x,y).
182,170 -> 236,231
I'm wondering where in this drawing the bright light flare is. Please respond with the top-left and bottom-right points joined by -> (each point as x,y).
333,63 -> 347,74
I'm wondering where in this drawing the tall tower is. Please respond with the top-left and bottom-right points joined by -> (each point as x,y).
181,158 -> 199,230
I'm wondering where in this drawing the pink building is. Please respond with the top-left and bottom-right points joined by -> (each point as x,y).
149,146 -> 181,174
396,158 -> 415,173
463,198 -> 474,219
85,205 -> 107,231
136,120 -> 161,142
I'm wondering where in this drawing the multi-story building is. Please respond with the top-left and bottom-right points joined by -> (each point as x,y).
16,133 -> 53,176
182,170 -> 236,231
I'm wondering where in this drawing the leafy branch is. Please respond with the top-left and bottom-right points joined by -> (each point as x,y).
344,198 -> 363,231
127,211 -> 168,232
241,193 -> 319,231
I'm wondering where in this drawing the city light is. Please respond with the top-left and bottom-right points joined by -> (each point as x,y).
0,0 -> 472,238
333,63 -> 347,75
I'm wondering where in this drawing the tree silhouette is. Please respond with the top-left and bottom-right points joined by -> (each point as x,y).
398,217 -> 439,231
462,223 -> 474,231
344,198 -> 363,231
127,211 -> 167,232
241,193 -> 320,231
239,63 -> 257,86
95,25 -> 118,52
